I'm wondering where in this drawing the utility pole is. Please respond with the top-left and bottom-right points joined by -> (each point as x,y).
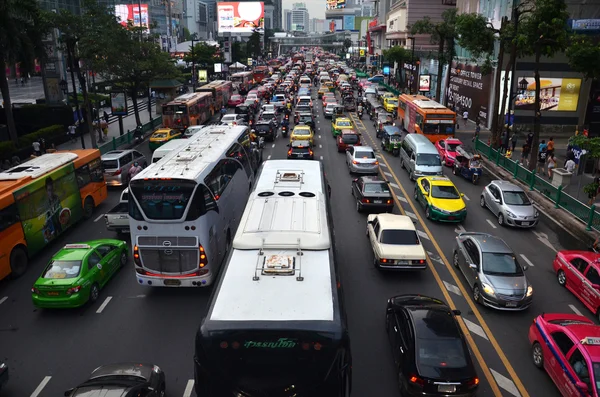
408,36 -> 415,94
191,38 -> 196,91
504,0 -> 519,150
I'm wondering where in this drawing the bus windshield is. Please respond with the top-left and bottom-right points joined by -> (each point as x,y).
423,122 -> 455,136
130,179 -> 196,220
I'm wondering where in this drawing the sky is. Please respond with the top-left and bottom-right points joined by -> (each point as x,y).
282,0 -> 326,20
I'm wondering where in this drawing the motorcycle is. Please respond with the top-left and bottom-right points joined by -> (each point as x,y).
357,109 -> 364,119
133,126 -> 144,144
282,125 -> 289,137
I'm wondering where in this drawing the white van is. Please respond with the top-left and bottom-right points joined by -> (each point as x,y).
399,134 -> 443,181
151,139 -> 190,163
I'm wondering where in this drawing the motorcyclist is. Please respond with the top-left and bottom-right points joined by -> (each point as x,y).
250,129 -> 258,142
357,103 -> 364,115
133,125 -> 143,141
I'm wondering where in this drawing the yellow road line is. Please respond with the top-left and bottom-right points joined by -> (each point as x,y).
350,113 -> 522,397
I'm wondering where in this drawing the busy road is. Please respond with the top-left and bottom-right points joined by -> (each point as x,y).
0,78 -> 592,397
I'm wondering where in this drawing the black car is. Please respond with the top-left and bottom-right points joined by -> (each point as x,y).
235,104 -> 253,122
65,363 -> 166,397
259,111 -> 279,128
253,121 -> 277,141
0,362 -> 8,392
288,140 -> 314,159
297,112 -> 315,128
351,176 -> 393,212
386,295 -> 479,397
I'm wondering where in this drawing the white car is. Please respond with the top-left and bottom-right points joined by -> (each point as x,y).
247,94 -> 259,103
324,103 -> 338,118
220,114 -> 245,126
261,104 -> 277,113
366,214 -> 427,270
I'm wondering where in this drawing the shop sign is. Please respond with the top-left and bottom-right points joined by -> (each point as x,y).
404,63 -> 416,71
448,62 -> 493,125
515,78 -> 581,112
419,75 -> 431,92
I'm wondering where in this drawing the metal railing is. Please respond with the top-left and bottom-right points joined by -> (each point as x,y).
99,115 -> 162,155
475,138 -> 600,232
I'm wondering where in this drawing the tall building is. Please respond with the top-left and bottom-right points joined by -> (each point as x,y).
183,0 -> 200,37
291,3 -> 309,32
197,2 -> 210,39
272,0 -> 283,30
284,9 -> 292,32
310,18 -> 326,33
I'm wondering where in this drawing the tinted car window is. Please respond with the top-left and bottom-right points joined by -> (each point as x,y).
482,253 -> 523,275
431,185 -> 460,199
416,153 -> 441,166
502,191 -> 531,205
102,160 -> 119,170
364,182 -> 389,193
342,134 -> 359,144
354,151 -> 375,159
380,230 -> 419,245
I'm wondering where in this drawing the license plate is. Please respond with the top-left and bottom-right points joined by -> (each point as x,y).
46,291 -> 59,296
522,222 -> 530,226
438,385 -> 456,393
164,279 -> 181,286
397,260 -> 409,265
448,216 -> 455,220
506,302 -> 518,307
374,200 -> 383,204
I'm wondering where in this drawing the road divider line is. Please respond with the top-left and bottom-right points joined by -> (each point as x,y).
379,163 -> 387,168
267,155 -> 272,160
454,224 -> 466,234
0,296 -> 7,305
463,318 -> 489,340
183,379 -> 195,397
489,368 -> 521,397
426,251 -> 444,265
417,230 -> 430,240
384,171 -> 393,177
486,219 -> 498,229
96,296 -> 113,314
94,214 -> 104,223
319,144 -> 323,148
569,304 -> 583,316
405,211 -> 417,220
532,230 -> 558,253
318,135 -> 322,139
271,144 -> 275,148
31,376 -> 52,397
463,194 -> 470,201
442,280 -> 462,296
320,156 -> 323,160
351,113 -> 514,397
390,182 -> 400,189
519,254 -> 535,267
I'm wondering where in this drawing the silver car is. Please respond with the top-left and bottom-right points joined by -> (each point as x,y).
346,146 -> 379,174
480,180 -> 539,228
453,232 -> 533,310
324,103 -> 338,118
102,149 -> 147,187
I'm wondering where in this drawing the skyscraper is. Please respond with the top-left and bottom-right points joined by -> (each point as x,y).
284,9 -> 292,32
291,3 -> 309,32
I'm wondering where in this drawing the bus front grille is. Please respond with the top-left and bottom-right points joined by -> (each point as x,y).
137,236 -> 197,247
140,248 -> 198,273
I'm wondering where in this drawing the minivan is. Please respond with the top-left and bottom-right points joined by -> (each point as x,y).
102,150 -> 147,186
151,139 -> 190,163
399,134 -> 443,181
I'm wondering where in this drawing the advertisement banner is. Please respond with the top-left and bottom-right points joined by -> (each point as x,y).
419,75 -> 431,92
13,164 -> 83,256
448,62 -> 493,125
343,15 -> 355,30
111,92 -> 128,116
515,78 -> 582,112
214,63 -> 223,73
115,4 -> 150,29
326,0 -> 345,9
327,18 -> 343,32
217,2 -> 264,34
198,70 -> 208,83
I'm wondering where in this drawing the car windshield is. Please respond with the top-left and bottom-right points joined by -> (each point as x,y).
416,153 -> 441,166
364,182 -> 390,193
231,95 -> 241,101
446,142 -> 460,151
503,190 -> 531,206
294,129 -> 310,135
387,99 -> 398,105
417,337 -> 469,378
255,125 -> 271,132
355,151 -> 375,159
482,253 -> 523,275
261,113 -> 275,120
380,229 -> 419,244
337,120 -> 352,127
102,160 -> 119,170
43,260 -> 82,279
152,133 -> 167,139
222,116 -> 235,122
431,185 -> 460,199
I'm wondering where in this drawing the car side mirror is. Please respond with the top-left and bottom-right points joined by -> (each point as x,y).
452,309 -> 462,316
367,220 -> 373,225
461,193 -> 465,197
469,263 -> 478,270
576,382 -> 588,393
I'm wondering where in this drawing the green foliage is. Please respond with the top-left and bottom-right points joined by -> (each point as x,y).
516,0 -> 569,58
383,46 -> 409,64
247,27 -> 262,58
570,135 -> 600,159
584,182 -> 599,197
184,42 -> 223,67
0,142 -> 17,159
232,41 -> 247,63
18,124 -> 65,148
455,12 -> 498,74
566,35 -> 600,81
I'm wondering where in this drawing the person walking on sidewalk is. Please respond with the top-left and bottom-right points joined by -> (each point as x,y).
462,109 -> 469,127
547,153 -> 556,179
565,158 -> 576,173
510,132 -> 518,151
472,122 -> 481,142
537,142 -> 548,174
103,111 -> 109,124
547,137 -> 555,158
32,140 -> 41,156
521,142 -> 531,166
68,125 -> 77,143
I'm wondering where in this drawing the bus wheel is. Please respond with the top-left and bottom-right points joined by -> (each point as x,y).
83,197 -> 95,219
10,247 -> 28,279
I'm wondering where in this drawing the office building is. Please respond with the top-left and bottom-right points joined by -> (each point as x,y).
284,9 -> 292,31
310,18 -> 326,33
291,3 -> 309,32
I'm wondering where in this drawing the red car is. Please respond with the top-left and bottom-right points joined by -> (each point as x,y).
227,94 -> 244,107
529,312 -> 600,396
336,129 -> 361,152
553,251 -> 600,321
435,138 -> 463,167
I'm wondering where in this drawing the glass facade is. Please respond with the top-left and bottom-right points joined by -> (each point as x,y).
39,0 -> 82,14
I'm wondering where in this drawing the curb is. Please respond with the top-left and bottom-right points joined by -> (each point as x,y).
480,156 -> 598,247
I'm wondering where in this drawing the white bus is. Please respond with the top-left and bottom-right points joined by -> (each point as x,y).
128,125 -> 263,287
195,160 -> 352,397
230,71 -> 253,92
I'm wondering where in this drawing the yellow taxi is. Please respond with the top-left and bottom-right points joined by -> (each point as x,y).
331,117 -> 354,137
324,81 -> 335,92
290,125 -> 314,145
380,92 -> 395,101
413,176 -> 467,222
383,97 -> 399,113
317,85 -> 328,97
149,128 -> 182,151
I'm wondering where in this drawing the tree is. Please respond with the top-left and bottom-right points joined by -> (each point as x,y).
383,46 -> 410,85
516,0 -> 569,170
410,8 -> 458,102
232,41 -> 247,63
184,42 -> 223,79
247,27 -> 262,59
343,38 -> 352,52
264,29 -> 275,53
567,35 -> 600,81
0,0 -> 50,144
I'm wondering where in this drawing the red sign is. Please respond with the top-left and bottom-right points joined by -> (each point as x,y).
115,4 -> 150,29
368,18 -> 378,28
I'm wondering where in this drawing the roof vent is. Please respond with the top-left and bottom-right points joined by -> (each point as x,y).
279,191 -> 295,197
279,172 -> 301,182
258,191 -> 274,197
299,192 -> 315,197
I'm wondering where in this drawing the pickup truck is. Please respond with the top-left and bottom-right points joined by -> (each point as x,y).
104,188 -> 130,235
270,94 -> 287,110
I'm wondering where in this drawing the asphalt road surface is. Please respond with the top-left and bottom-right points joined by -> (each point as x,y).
0,87 -> 588,397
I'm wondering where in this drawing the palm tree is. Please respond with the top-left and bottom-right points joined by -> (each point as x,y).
0,0 -> 49,144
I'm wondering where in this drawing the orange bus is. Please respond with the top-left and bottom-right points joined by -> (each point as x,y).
0,150 -> 107,280
161,92 -> 213,131
195,80 -> 233,110
398,94 -> 456,143
252,66 -> 269,83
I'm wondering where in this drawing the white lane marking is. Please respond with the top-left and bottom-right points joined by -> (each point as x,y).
127,294 -> 146,299
442,280 -> 462,296
319,144 -> 322,148
267,155 -> 272,160
318,135 -> 322,139
384,171 -> 393,177
405,211 -> 417,219
463,194 -> 470,201
520,254 -> 535,267
397,195 -> 407,203
426,251 -> 444,264
454,224 -> 466,234
31,376 -> 52,397
271,144 -> 275,148
417,230 -> 430,240
379,162 -> 387,168
318,128 -> 321,131
96,296 -> 113,314
486,219 -> 498,229
94,214 -> 104,223
463,318 -> 489,340
390,182 -> 400,189
490,368 -> 521,397
320,156 -> 323,160
183,379 -> 195,397
0,296 -> 7,305
533,230 -> 558,253
569,304 -> 583,316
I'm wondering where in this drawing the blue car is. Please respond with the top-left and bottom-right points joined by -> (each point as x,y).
368,75 -> 384,83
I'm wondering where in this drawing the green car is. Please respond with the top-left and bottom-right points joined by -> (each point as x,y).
31,240 -> 128,309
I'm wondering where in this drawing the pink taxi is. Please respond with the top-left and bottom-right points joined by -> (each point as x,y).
435,138 -> 463,167
529,313 -> 600,396
553,251 -> 600,321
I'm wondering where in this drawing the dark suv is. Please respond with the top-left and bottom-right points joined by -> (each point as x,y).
253,121 -> 277,141
235,104 -> 253,122
288,140 -> 314,159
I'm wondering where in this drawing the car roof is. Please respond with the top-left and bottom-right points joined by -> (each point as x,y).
422,176 -> 455,186
294,125 -> 311,130
336,118 -> 352,123
444,138 -> 462,144
383,126 -> 401,134
299,112 -> 313,116
291,140 -> 311,147
341,129 -> 357,135
492,180 -> 524,192
467,233 -> 513,254
360,175 -> 384,183
375,214 -> 415,231
102,150 -> 129,160
354,146 -> 373,152
53,240 -> 111,261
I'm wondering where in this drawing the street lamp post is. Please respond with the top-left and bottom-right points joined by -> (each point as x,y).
191,38 -> 196,92
408,36 -> 416,94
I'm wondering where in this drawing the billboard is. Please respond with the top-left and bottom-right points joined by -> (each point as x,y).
327,18 -> 343,32
217,2 -> 264,33
343,15 -> 355,30
115,4 -> 149,29
110,92 -> 128,116
327,0 -> 345,9
419,75 -> 431,92
448,62 -> 493,126
515,78 -> 582,112
13,164 -> 83,256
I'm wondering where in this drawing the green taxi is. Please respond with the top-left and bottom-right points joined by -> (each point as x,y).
331,117 -> 353,137
31,240 -> 128,309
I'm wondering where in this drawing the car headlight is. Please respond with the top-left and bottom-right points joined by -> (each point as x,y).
526,285 -> 533,297
505,210 -> 516,218
482,283 -> 495,296
534,210 -> 539,218
431,205 -> 449,214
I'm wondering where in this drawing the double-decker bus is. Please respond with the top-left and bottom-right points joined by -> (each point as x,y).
195,160 -> 351,397
161,92 -> 213,130
252,66 -> 269,83
0,150 -> 107,280
195,80 -> 233,111
398,94 -> 456,143
128,125 -> 263,287
230,71 -> 253,93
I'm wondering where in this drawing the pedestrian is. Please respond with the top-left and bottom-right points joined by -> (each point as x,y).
472,123 -> 481,143
510,132 -> 518,151
103,111 -> 109,124
20,77 -> 24,86
500,131 -> 507,153
537,144 -> 547,174
102,124 -> 108,140
539,139 -> 547,153
547,136 -> 555,158
68,124 -> 77,142
547,153 -> 556,179
526,131 -> 533,147
462,109 -> 469,127
565,158 -> 576,173
11,155 -> 20,166
220,105 -> 227,120
32,140 -> 41,156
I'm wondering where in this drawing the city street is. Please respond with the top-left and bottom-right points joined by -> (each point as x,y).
0,87 -> 590,397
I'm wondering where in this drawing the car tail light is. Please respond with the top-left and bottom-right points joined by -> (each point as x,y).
66,286 -> 82,295
466,377 -> 480,388
387,199 -> 393,204
133,245 -> 141,266
380,258 -> 393,264
309,149 -> 314,156
288,149 -> 293,156
412,259 -> 426,265
199,244 -> 208,268
113,169 -> 121,176
362,198 -> 370,203
374,161 -> 379,165
409,374 -> 425,386
31,287 -> 40,295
